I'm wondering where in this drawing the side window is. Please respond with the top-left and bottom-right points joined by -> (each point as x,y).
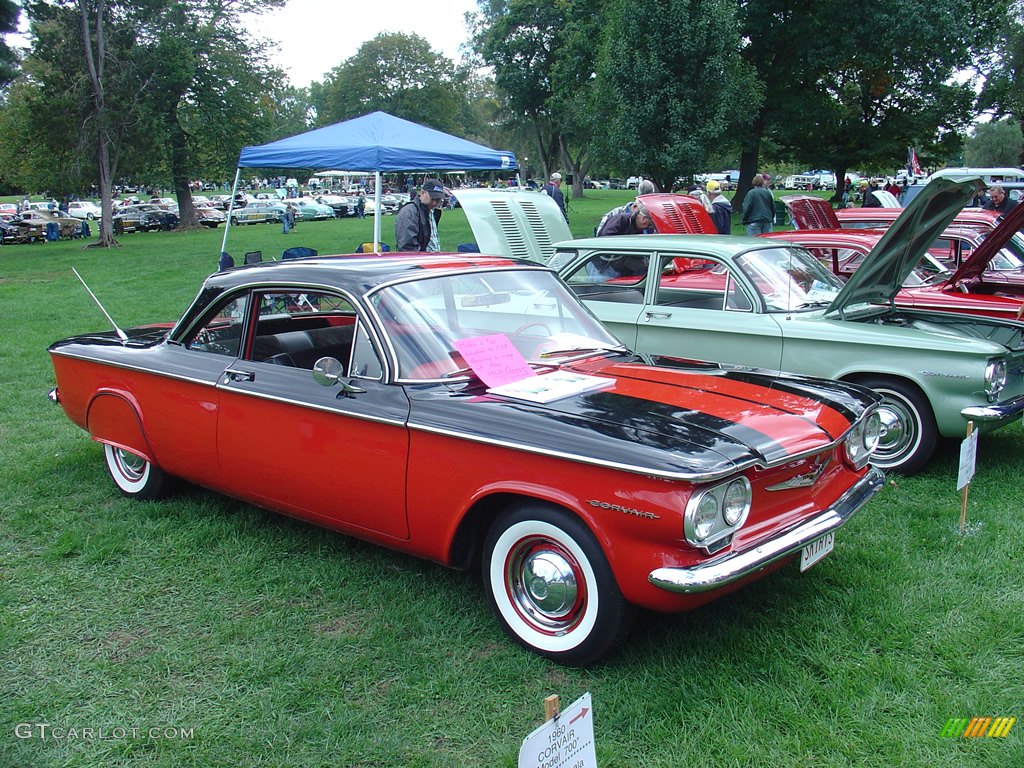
350,321 -> 384,380
185,295 -> 247,356
656,254 -> 730,310
563,251 -> 649,304
247,290 -> 368,373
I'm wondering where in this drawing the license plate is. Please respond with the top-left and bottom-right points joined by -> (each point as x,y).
800,532 -> 835,572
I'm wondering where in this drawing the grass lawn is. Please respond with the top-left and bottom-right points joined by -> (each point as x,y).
1,194 -> 1022,767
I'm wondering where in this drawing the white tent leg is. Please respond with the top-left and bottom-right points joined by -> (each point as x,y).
373,171 -> 382,252
220,168 -> 242,257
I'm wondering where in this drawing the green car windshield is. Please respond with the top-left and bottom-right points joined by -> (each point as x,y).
737,246 -> 845,312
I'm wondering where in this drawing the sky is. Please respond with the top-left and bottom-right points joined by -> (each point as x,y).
244,0 -> 481,88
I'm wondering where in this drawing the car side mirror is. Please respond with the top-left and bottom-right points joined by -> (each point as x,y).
312,357 -> 366,397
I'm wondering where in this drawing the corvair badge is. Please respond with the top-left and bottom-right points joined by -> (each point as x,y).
920,371 -> 970,379
587,500 -> 660,520
765,456 -> 831,491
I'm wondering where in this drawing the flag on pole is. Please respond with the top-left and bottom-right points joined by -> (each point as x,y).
907,147 -> 923,178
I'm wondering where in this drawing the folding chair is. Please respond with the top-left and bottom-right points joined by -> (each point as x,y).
244,250 -> 262,264
281,246 -> 318,260
355,242 -> 391,253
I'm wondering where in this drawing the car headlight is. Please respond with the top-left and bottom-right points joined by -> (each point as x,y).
985,359 -> 1008,402
843,409 -> 882,469
684,477 -> 752,551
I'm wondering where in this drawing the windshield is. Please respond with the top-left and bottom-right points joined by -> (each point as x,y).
992,233 -> 1024,271
736,246 -> 844,311
907,253 -> 953,286
370,268 -> 625,380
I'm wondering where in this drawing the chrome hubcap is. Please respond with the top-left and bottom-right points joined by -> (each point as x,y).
115,449 -> 147,481
875,399 -> 916,461
507,537 -> 583,634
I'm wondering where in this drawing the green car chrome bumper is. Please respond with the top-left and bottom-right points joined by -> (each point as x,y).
649,467 -> 885,594
961,392 -> 1024,422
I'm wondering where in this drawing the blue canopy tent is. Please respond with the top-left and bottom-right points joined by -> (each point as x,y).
222,111 -> 517,256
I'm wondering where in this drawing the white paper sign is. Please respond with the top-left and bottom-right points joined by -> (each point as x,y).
518,692 -> 597,768
956,430 -> 979,491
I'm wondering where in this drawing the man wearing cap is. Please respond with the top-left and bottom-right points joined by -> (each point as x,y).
706,180 -> 733,234
395,178 -> 445,251
542,172 -> 568,221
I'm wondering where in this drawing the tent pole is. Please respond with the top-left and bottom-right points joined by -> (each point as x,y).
220,168 -> 242,257
374,171 -> 382,252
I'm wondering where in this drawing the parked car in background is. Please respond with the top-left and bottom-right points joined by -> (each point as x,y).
13,209 -> 83,239
48,252 -> 883,665
292,197 -> 335,221
67,201 -> 102,220
113,205 -> 163,233
228,200 -> 285,225
316,193 -> 355,217
191,204 -> 226,228
457,181 -> 1024,474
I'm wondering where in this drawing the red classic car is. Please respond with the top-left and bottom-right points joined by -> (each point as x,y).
48,253 -> 883,665
775,196 -> 1024,318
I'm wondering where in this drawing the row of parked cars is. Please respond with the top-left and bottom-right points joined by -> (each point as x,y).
44,176 -> 1022,666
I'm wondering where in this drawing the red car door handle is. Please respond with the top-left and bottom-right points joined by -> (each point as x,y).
224,368 -> 255,382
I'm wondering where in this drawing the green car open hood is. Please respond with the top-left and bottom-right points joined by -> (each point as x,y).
456,188 -> 572,263
826,177 -> 983,317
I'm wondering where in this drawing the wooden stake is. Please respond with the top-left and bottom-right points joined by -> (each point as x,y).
544,694 -> 560,722
960,421 -> 974,535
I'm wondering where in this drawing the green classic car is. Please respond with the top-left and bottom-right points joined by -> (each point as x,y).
457,181 -> 1024,474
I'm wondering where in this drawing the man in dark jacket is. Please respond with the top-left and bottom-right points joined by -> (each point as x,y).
741,174 -> 775,234
395,178 -> 444,251
542,172 -> 568,221
984,185 -> 1017,215
706,180 -> 733,234
597,203 -> 653,236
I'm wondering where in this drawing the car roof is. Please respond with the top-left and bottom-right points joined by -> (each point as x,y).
554,233 -> 779,256
205,252 -> 536,294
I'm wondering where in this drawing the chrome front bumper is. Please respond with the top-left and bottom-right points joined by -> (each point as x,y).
961,392 -> 1024,422
648,466 -> 885,594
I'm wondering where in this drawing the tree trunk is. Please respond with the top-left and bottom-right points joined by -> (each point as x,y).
80,0 -> 118,248
167,102 -> 198,227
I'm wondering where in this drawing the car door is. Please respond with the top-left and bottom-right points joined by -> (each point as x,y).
557,248 -> 650,348
212,288 -> 411,539
634,252 -> 786,371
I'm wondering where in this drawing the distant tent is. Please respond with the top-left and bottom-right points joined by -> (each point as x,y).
221,111 -> 517,255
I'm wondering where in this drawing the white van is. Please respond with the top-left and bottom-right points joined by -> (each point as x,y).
924,167 -> 1024,185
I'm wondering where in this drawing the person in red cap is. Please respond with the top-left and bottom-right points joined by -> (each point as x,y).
395,178 -> 445,251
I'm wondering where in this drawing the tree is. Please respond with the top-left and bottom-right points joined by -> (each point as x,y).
0,1 -> 21,85
734,0 -> 1009,208
592,0 -> 760,193
470,0 -> 605,199
978,1 -> 1024,164
965,118 -> 1023,166
313,32 -> 470,135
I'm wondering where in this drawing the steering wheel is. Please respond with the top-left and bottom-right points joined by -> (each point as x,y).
511,321 -> 552,338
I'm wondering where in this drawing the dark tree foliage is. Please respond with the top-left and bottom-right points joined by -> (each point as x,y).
0,0 -> 21,85
734,0 -> 1009,206
592,0 -> 760,193
978,1 -> 1024,164
470,0 -> 605,198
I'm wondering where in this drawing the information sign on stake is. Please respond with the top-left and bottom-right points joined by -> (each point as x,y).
518,692 -> 597,768
957,421 -> 977,534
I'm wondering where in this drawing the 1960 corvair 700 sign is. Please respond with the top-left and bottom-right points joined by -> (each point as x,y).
49,253 -> 883,665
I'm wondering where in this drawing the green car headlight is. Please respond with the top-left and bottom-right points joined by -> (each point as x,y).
985,359 -> 1008,402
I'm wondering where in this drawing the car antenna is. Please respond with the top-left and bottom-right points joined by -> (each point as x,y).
72,267 -> 128,341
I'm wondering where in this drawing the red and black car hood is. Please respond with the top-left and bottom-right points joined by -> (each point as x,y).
408,355 -> 878,481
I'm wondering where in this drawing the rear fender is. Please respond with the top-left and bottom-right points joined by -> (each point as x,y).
85,391 -> 155,463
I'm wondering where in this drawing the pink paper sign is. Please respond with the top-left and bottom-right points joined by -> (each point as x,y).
454,334 -> 535,388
